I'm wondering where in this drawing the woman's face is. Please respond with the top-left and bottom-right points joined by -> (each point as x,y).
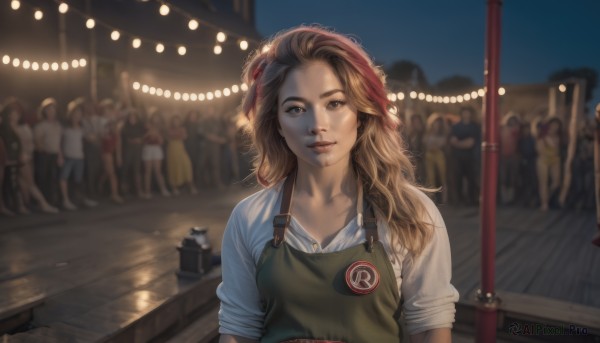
45,105 -> 57,120
277,61 -> 360,170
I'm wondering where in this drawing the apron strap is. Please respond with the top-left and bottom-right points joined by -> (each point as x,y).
272,168 -> 296,247
363,202 -> 379,252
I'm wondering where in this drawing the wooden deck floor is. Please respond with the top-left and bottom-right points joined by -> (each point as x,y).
440,204 -> 600,309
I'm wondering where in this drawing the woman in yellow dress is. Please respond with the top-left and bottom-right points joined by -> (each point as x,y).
166,114 -> 198,195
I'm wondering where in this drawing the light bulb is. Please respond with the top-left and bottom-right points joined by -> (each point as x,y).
213,45 -> 222,55
12,58 -> 20,67
188,19 -> 198,30
79,58 -> 87,67
111,30 -> 120,41
206,92 -> 214,100
559,84 -> 566,93
71,59 -> 79,68
2,55 -> 9,64
240,83 -> 248,91
239,40 -> 248,51
32,62 -> 39,70
198,93 -> 206,101
34,10 -> 43,20
177,46 -> 186,56
11,0 -> 20,10
42,62 -> 49,70
51,62 -> 59,71
132,38 -> 141,49
86,18 -> 95,29
223,88 -> 231,96
23,60 -> 30,69
498,87 -> 506,96
133,82 -> 141,90
216,32 -> 226,42
231,85 -> 239,93
58,3 -> 68,14
397,92 -> 405,100
159,4 -> 170,16
156,43 -> 165,53
61,62 -> 69,70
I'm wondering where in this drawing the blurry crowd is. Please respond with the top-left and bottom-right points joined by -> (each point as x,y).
0,96 -> 250,216
402,106 -> 596,211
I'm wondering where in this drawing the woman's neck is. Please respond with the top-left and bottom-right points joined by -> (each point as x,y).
294,160 -> 357,202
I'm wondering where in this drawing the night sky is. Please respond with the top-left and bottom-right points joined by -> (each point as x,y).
255,0 -> 600,109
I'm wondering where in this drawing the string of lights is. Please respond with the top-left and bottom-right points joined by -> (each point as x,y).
386,87 -> 506,104
1,53 -> 87,72
131,81 -> 249,102
9,0 -> 253,57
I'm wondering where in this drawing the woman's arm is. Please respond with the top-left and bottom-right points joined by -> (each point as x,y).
410,327 -> 451,343
219,334 -> 259,343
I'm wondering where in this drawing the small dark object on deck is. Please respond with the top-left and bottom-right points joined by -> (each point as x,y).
177,227 -> 213,279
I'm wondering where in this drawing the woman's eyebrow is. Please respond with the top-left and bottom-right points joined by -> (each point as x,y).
280,89 -> 345,106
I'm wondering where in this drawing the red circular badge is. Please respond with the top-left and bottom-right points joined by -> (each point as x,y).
345,260 -> 380,295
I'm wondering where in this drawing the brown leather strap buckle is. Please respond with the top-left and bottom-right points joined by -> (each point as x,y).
363,204 -> 378,252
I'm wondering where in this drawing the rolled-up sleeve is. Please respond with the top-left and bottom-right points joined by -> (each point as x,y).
401,198 -> 460,335
217,206 -> 264,340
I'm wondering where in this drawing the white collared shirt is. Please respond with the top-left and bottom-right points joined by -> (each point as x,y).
217,180 -> 459,339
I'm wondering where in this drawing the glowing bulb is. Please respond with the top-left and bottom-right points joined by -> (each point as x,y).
223,88 -> 231,96
32,62 -> 39,70
213,45 -> 222,55
12,58 -> 20,67
198,93 -> 206,101
2,55 -> 9,64
426,94 -> 433,102
206,92 -> 214,100
86,18 -> 95,29
450,96 -> 457,103
478,89 -> 485,97
498,87 -> 506,96
22,60 -> 30,69
240,83 -> 248,91
111,30 -> 120,41
418,92 -> 425,100
409,91 -> 417,99
471,91 -> 478,99
182,93 -> 190,101
558,84 -> 566,93
11,0 -> 20,10
71,59 -> 79,68
215,90 -> 222,98
188,19 -> 198,30
457,95 -> 464,103
261,44 -> 271,53
232,85 -> 239,93
155,43 -> 164,53
58,3 -> 68,13
133,82 -> 141,90
164,90 -> 171,98
174,92 -> 181,100
464,93 -> 471,101
156,88 -> 163,96
177,46 -> 186,56
51,62 -> 59,71
190,93 -> 197,101
132,38 -> 141,49
142,85 -> 149,93
61,62 -> 69,70
149,87 -> 156,95
42,62 -> 49,71
34,10 -> 43,20
79,58 -> 87,67
159,4 -> 170,16
239,40 -> 248,51
216,32 -> 226,42
397,92 -> 405,100
443,96 -> 450,104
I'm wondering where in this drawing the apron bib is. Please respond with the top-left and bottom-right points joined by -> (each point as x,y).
255,169 -> 403,343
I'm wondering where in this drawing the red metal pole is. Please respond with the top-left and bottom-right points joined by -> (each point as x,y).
476,0 -> 502,341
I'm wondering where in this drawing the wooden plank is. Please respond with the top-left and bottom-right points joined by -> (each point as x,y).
166,306 -> 220,343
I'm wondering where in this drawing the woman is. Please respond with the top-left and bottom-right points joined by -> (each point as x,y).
101,118 -> 124,204
0,103 -> 27,214
166,114 -> 197,195
33,98 -> 63,207
60,98 -> 99,210
119,108 -> 145,198
499,112 -> 521,204
184,110 -> 205,188
142,110 -> 170,198
536,117 -> 562,211
424,113 -> 448,203
217,26 -> 458,343
406,113 -> 426,183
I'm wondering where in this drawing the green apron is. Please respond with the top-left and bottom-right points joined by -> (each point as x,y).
255,170 -> 403,343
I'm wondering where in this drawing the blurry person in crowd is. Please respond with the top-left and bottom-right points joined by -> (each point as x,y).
119,108 -> 145,198
499,112 -> 521,204
449,106 -> 481,206
406,113 -> 426,183
566,118 -> 595,210
222,110 -> 241,185
166,114 -> 197,195
1,103 -> 28,214
232,109 -> 253,184
142,110 -> 170,198
536,117 -> 563,211
82,100 -> 107,198
201,105 -> 227,189
34,98 -> 63,207
100,116 -> 124,204
6,98 -> 59,214
424,113 -> 448,203
0,108 -> 12,216
60,98 -> 99,210
517,121 -> 538,207
184,110 -> 205,188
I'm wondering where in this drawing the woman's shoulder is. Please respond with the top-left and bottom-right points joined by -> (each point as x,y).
230,180 -> 284,221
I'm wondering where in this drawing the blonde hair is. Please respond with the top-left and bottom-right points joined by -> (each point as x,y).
242,25 -> 433,256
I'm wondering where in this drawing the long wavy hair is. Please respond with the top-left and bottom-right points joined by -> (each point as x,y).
241,25 -> 433,256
